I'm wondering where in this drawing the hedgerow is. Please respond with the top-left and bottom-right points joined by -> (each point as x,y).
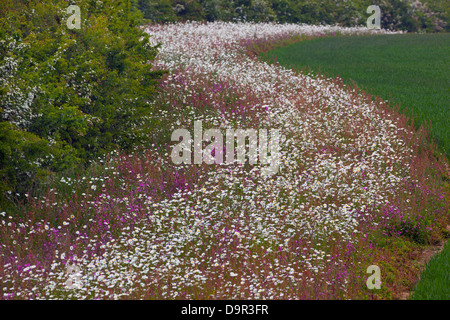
0,0 -> 164,204
135,0 -> 449,32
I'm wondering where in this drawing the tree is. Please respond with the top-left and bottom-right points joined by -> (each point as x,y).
200,0 -> 236,21
137,0 -> 178,23
0,0 -> 164,204
171,0 -> 205,21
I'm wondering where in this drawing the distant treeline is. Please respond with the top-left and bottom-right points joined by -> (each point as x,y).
135,0 -> 449,32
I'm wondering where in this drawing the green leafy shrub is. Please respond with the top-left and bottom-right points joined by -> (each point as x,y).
354,0 -> 448,32
137,0 -> 179,23
171,0 -> 205,21
201,0 -> 237,22
0,0 -> 164,205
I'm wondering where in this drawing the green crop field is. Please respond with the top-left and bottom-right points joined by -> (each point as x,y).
410,241 -> 450,300
261,33 -> 450,156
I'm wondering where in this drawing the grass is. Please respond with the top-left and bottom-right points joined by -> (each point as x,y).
410,240 -> 450,300
261,33 -> 450,157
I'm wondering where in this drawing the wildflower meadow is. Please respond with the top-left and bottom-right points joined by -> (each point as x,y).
1,19 -> 448,301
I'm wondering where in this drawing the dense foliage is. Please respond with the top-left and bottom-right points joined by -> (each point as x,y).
0,0 -> 164,204
136,0 -> 449,32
